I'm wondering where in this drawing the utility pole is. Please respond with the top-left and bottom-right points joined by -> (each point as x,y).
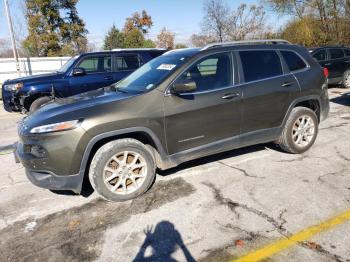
4,0 -> 21,76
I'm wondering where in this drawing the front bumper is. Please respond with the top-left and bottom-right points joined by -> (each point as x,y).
1,87 -> 21,112
16,126 -> 90,193
25,170 -> 82,193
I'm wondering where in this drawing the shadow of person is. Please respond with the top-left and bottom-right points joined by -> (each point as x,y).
133,221 -> 196,262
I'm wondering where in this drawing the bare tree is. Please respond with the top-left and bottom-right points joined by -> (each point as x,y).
190,34 -> 216,47
201,0 -> 230,42
228,4 -> 267,40
156,27 -> 175,49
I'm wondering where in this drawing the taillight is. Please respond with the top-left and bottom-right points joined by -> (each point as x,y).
323,68 -> 329,78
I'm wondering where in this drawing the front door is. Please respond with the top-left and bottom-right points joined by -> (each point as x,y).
164,52 -> 242,155
69,54 -> 114,95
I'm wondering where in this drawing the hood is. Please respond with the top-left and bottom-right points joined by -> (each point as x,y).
5,72 -> 64,85
22,87 -> 138,132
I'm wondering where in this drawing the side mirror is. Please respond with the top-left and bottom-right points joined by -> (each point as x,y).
172,80 -> 197,94
72,67 -> 86,76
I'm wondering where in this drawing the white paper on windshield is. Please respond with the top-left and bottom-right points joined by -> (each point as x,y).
157,64 -> 176,70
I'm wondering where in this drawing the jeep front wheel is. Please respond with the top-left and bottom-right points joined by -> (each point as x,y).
89,139 -> 156,202
277,107 -> 318,154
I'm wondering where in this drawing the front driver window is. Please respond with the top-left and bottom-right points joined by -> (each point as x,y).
77,56 -> 112,73
175,52 -> 232,92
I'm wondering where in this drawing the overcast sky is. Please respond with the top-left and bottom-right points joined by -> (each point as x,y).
0,0 -> 289,48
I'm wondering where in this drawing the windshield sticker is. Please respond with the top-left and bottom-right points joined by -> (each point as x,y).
157,64 -> 176,70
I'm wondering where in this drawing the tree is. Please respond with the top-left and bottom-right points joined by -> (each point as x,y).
59,0 -> 88,54
199,0 -> 268,43
156,28 -> 175,49
228,4 -> 267,40
190,34 -> 216,47
143,39 -> 156,48
22,0 -> 88,56
201,0 -> 230,42
266,0 -> 350,46
103,25 -> 125,50
175,43 -> 188,49
123,28 -> 145,48
123,10 -> 153,34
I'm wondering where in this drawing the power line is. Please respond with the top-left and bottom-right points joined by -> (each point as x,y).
4,0 -> 21,77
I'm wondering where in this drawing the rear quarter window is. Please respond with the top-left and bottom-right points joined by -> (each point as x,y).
329,49 -> 345,59
239,50 -> 283,82
312,49 -> 326,61
281,51 -> 307,72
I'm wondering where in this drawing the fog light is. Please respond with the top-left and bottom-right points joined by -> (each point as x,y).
30,145 -> 46,158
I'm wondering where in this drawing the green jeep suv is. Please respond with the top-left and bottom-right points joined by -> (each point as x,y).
16,40 -> 330,201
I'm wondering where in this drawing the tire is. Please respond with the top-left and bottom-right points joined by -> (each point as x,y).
277,107 -> 318,154
343,70 -> 350,89
29,96 -> 52,114
89,138 -> 156,202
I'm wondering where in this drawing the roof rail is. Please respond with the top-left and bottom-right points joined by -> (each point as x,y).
111,48 -> 167,51
201,39 -> 291,50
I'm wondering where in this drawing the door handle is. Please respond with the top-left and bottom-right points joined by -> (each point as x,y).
345,60 -> 350,63
104,76 -> 113,80
281,82 -> 293,87
221,93 -> 240,99
324,63 -> 332,66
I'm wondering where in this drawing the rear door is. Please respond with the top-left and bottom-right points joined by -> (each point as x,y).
326,48 -> 346,79
238,49 -> 299,134
112,54 -> 141,83
69,54 -> 114,95
164,51 -> 242,154
343,49 -> 350,70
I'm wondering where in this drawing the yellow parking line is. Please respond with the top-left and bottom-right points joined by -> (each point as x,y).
234,209 -> 350,262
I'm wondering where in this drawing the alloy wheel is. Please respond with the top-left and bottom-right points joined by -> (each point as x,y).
292,115 -> 315,147
103,151 -> 147,195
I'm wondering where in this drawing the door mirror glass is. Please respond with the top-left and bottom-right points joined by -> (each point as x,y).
172,80 -> 197,94
72,67 -> 86,76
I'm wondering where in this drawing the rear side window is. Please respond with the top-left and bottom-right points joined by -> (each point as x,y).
77,56 -> 112,73
116,55 -> 140,71
281,51 -> 307,71
148,51 -> 165,59
312,50 -> 326,61
329,49 -> 344,59
239,50 -> 282,82
344,49 -> 350,57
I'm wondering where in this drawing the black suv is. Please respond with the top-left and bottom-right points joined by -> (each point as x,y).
16,40 -> 329,201
2,48 -> 166,113
309,46 -> 350,88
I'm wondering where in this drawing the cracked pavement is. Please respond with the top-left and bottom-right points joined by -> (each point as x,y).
0,88 -> 349,262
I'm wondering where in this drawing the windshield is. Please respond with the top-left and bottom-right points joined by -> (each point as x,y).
114,53 -> 191,93
57,56 -> 78,73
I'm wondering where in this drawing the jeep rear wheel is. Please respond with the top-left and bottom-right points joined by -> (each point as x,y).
29,96 -> 51,114
343,70 -> 350,89
89,139 -> 156,202
277,107 -> 318,154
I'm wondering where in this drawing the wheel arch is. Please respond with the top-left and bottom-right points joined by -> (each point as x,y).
77,127 -> 170,188
22,92 -> 51,111
282,96 -> 321,127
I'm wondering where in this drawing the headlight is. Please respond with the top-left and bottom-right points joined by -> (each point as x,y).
4,82 -> 23,91
30,120 -> 81,134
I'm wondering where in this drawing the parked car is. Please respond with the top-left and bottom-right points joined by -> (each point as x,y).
16,39 -> 329,201
2,48 -> 166,113
309,46 -> 350,88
